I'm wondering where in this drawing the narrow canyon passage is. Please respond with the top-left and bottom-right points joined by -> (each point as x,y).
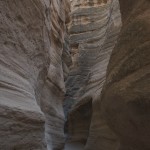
0,0 -> 150,150
64,0 -> 121,149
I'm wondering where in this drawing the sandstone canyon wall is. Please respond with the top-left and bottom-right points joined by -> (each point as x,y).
101,0 -> 150,150
0,0 -> 150,150
64,0 -> 122,149
65,0 -> 150,150
0,0 -> 70,149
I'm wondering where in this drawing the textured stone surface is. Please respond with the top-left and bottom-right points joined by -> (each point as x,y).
101,0 -> 150,150
64,0 -> 121,149
1,0 -> 149,149
0,0 -> 70,149
41,1 -> 71,149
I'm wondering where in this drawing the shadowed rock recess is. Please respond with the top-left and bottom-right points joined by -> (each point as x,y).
0,0 -> 150,150
101,0 -> 150,150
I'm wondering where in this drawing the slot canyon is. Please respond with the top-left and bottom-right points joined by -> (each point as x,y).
0,0 -> 150,150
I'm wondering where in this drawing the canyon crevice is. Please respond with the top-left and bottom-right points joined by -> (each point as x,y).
0,0 -> 150,150
64,0 -> 121,150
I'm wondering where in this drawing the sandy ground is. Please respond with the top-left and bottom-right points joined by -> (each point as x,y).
64,142 -> 84,150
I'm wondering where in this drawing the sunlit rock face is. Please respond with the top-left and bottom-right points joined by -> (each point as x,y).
101,0 -> 150,150
64,0 -> 122,149
0,0 -> 70,149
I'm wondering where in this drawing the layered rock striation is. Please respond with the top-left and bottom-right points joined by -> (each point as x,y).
0,0 -> 70,149
41,1 -> 71,149
1,0 -> 149,149
64,0 -> 122,149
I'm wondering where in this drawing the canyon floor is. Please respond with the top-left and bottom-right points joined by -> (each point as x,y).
64,142 -> 84,150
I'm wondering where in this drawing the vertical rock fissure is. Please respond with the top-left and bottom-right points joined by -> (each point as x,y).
0,0 -> 149,149
64,0 -> 122,149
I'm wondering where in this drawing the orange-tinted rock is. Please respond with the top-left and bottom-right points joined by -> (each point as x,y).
101,0 -> 150,149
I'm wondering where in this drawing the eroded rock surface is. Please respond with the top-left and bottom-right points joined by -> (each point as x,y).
0,0 -> 70,149
101,0 -> 150,149
1,0 -> 149,149
64,0 -> 121,149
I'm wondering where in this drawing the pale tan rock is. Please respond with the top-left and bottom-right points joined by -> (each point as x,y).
65,0 -> 122,149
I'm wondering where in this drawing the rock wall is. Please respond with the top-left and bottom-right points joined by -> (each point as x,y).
101,0 -> 150,149
41,1 -> 71,149
64,0 -> 121,149
0,0 -> 70,149
1,0 -> 149,149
